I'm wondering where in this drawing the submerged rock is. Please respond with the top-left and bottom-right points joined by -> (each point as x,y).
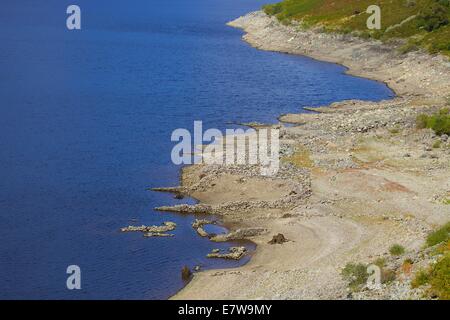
143,232 -> 174,237
196,227 -> 209,237
207,247 -> 247,260
173,193 -> 184,200
151,186 -> 185,193
150,186 -> 186,200
181,266 -> 192,280
192,219 -> 214,229
121,221 -> 176,237
192,219 -> 215,237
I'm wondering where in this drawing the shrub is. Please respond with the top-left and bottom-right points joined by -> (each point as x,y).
440,107 -> 450,115
381,268 -> 397,283
426,222 -> 450,247
412,234 -> 449,299
373,257 -> 386,268
433,239 -> 450,255
342,263 -> 369,290
416,114 -> 429,129
411,269 -> 430,288
416,109 -> 450,136
429,41 -> 450,54
389,244 -> 406,256
389,128 -> 400,134
405,0 -> 417,8
429,253 -> 450,299
433,140 -> 442,148
417,2 -> 450,32
429,115 -> 450,136
263,3 -> 283,16
402,259 -> 414,274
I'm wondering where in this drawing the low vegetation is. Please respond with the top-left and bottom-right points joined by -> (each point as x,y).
341,263 -> 369,291
429,252 -> 450,299
263,0 -> 450,56
343,222 -> 449,298
432,140 -> 442,148
426,221 -> 450,247
389,244 -> 406,256
282,146 -> 313,168
411,246 -> 450,299
402,258 -> 414,274
416,108 -> 450,135
341,260 -> 396,291
389,127 -> 401,134
411,222 -> 450,300
411,268 -> 431,287
373,257 -> 386,268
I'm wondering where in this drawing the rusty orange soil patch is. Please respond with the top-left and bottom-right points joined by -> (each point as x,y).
380,179 -> 414,194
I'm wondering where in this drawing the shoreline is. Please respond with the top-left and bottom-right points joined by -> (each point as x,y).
227,12 -> 449,100
170,11 -> 450,300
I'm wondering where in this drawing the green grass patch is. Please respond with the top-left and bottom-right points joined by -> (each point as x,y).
416,108 -> 450,135
411,223 -> 450,299
426,221 -> 450,247
373,257 -> 386,268
342,260 -> 397,291
432,140 -> 442,148
412,268 -> 431,287
429,253 -> 450,299
389,127 -> 401,134
389,244 -> 406,256
411,251 -> 450,299
432,239 -> 450,255
341,263 -> 369,291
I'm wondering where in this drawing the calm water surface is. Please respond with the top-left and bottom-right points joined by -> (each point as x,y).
0,0 -> 394,299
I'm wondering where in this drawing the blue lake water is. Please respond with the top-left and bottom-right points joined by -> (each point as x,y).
0,0 -> 394,299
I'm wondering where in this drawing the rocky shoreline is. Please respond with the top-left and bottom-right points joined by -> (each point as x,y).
167,11 -> 450,299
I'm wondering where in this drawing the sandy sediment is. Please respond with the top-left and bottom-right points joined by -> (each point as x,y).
169,11 -> 450,299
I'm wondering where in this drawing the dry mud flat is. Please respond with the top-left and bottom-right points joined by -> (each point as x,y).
171,11 -> 450,299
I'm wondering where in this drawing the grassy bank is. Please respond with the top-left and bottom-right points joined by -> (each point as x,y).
263,0 -> 450,57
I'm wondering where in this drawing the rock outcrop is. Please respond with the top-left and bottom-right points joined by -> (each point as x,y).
210,228 -> 268,242
207,247 -> 247,260
155,204 -> 212,214
121,221 -> 176,237
268,233 -> 288,244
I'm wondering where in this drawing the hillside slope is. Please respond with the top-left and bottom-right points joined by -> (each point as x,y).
263,0 -> 450,56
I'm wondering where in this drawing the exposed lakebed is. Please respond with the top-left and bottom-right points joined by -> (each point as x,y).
0,0 -> 393,299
